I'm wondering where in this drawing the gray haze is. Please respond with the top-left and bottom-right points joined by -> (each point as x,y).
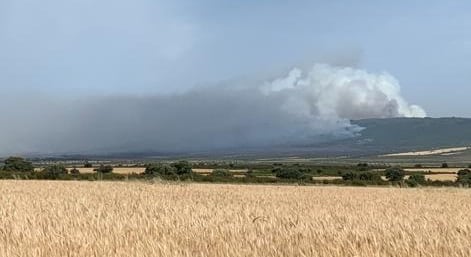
0,64 -> 425,155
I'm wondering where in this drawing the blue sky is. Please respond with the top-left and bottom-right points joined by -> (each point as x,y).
1,0 -> 470,117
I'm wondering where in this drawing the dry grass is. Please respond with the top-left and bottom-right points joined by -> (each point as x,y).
66,167 -> 146,174
1,181 -> 471,257
193,169 -> 248,173
406,168 -> 463,173
382,147 -> 470,157
425,174 -> 458,181
312,176 -> 342,180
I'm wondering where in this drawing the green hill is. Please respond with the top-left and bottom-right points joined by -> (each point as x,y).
348,117 -> 471,153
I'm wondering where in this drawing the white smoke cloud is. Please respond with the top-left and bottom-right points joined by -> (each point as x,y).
0,64 -> 425,155
263,64 -> 426,120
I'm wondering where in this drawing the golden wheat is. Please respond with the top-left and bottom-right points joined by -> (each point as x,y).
0,181 -> 470,257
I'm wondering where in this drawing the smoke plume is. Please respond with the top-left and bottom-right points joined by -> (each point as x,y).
0,64 -> 426,155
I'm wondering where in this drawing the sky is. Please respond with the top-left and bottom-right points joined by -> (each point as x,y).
1,0 -> 470,117
0,1 -> 470,154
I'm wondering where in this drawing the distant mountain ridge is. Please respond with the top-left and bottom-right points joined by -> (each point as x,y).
346,117 -> 471,154
12,117 -> 471,160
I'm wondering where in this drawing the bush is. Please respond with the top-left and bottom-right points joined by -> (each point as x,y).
171,161 -> 193,175
384,167 -> 405,181
274,168 -> 307,180
408,173 -> 426,183
342,172 -> 356,181
357,163 -> 369,171
441,162 -> 449,168
342,171 -> 380,181
94,165 -> 113,173
70,167 -> 80,174
84,162 -> 93,168
245,169 -> 255,178
457,169 -> 471,184
406,174 -> 426,187
3,157 -> 34,172
42,165 -> 68,175
144,163 -> 177,176
211,169 -> 233,177
457,169 -> 471,177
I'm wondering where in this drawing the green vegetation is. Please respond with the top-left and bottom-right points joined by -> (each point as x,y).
211,169 -> 233,177
2,156 -> 471,187
42,165 -> 68,175
342,171 -> 381,182
144,163 -> 176,176
351,117 -> 471,151
384,167 -> 405,182
457,169 -> 471,184
70,167 -> 80,174
94,165 -> 113,173
172,161 -> 192,175
406,174 -> 426,187
272,167 -> 308,180
3,157 -> 34,172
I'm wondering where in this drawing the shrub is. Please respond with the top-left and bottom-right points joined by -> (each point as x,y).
457,169 -> 471,177
408,173 -> 426,183
245,169 -> 255,178
70,167 -> 80,174
441,162 -> 449,168
358,172 -> 381,181
342,172 -> 380,181
42,165 -> 68,175
211,169 -> 233,177
384,167 -> 405,181
3,157 -> 34,172
342,172 -> 356,181
144,163 -> 177,176
406,174 -> 426,187
94,165 -> 113,173
357,163 -> 369,171
84,162 -> 93,168
457,169 -> 471,184
171,161 -> 193,175
274,168 -> 307,180
406,179 -> 418,187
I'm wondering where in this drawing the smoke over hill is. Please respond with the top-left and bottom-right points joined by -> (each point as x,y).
0,64 -> 425,155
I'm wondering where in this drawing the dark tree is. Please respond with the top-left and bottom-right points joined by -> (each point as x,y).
457,169 -> 471,184
274,168 -> 307,180
3,157 -> 34,172
94,165 -> 113,173
42,165 -> 68,175
171,161 -> 193,175
406,174 -> 426,187
70,167 -> 80,174
144,163 -> 177,176
384,167 -> 405,181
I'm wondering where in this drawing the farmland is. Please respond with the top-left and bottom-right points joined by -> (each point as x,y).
0,181 -> 470,257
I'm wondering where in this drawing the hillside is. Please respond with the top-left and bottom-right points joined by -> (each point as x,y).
346,117 -> 471,154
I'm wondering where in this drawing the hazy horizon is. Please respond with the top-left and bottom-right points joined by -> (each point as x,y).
1,1 -> 470,155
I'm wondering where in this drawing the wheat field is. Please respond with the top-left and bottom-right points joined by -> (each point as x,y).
0,181 -> 470,257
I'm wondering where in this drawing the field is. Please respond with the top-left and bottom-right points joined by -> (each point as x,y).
1,181 -> 470,257
382,147 -> 470,157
